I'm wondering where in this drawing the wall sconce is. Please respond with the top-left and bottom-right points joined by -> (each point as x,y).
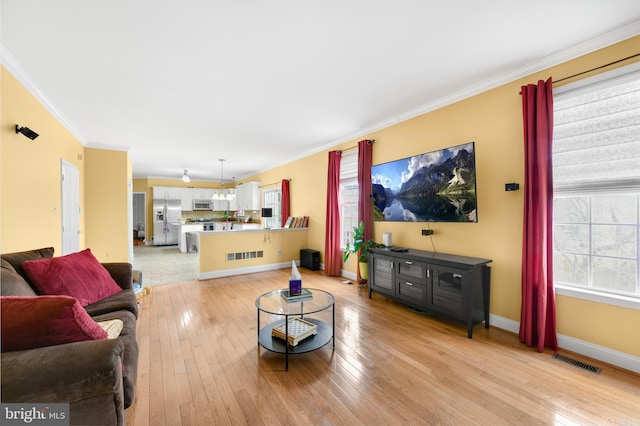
15,125 -> 39,140
505,183 -> 520,191
181,169 -> 191,183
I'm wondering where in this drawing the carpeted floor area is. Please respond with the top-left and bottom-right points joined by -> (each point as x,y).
131,245 -> 198,286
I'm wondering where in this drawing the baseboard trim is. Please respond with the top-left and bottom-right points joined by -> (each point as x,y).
341,269 -> 357,281
199,261 -> 299,280
490,314 -> 640,374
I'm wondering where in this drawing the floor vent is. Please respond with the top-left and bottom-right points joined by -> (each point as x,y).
551,353 -> 601,374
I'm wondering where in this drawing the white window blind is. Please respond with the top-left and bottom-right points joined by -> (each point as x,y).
554,69 -> 640,193
340,150 -> 358,180
553,64 -> 640,301
340,150 -> 358,249
262,188 -> 281,229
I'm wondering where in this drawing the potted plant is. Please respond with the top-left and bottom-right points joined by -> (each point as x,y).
342,220 -> 383,280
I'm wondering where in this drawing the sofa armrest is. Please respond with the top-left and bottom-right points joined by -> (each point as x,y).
1,339 -> 125,404
101,262 -> 133,290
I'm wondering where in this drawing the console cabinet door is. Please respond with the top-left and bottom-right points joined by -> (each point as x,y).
396,258 -> 427,308
396,278 -> 427,308
397,258 -> 427,282
427,265 -> 464,317
369,253 -> 395,297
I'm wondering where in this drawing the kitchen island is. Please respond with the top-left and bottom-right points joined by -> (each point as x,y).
198,227 -> 309,279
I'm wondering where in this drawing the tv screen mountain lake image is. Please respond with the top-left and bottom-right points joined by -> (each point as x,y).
372,142 -> 478,222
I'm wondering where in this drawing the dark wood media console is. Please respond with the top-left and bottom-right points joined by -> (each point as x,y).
368,248 -> 492,338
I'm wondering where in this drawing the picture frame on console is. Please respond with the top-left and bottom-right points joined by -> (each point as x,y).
371,142 -> 478,223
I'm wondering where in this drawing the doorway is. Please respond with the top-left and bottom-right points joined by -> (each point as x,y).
61,160 -> 80,255
133,192 -> 147,246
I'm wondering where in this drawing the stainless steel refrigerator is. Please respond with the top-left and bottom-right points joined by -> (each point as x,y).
153,199 -> 181,245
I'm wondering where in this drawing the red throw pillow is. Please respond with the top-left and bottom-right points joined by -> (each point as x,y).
1,295 -> 108,352
22,249 -> 122,306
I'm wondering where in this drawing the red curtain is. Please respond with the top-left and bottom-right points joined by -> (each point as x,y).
519,77 -> 558,352
324,151 -> 342,276
281,179 -> 290,228
357,140 -> 374,242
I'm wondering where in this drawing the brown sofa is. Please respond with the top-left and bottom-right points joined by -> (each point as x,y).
1,247 -> 139,426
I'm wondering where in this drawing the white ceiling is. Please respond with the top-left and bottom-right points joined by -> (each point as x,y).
2,1 -> 640,182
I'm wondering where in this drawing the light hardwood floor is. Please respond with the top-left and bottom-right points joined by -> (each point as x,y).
126,268 -> 640,425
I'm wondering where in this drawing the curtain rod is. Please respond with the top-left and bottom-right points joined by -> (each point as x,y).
554,52 -> 640,84
340,145 -> 358,153
519,52 -> 640,94
260,179 -> 291,188
338,139 -> 375,154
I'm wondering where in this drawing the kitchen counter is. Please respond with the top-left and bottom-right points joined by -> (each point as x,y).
198,227 -> 310,279
197,226 -> 303,234
175,222 -> 269,252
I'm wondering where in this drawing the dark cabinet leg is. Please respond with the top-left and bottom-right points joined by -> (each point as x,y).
483,266 -> 491,329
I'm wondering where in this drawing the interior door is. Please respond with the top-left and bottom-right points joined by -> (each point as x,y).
61,159 -> 80,255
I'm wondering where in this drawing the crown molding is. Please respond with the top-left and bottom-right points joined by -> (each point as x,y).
396,19 -> 640,123
85,142 -> 130,152
249,21 -> 640,179
3,19 -> 639,171
1,45 -> 89,146
133,174 -> 220,182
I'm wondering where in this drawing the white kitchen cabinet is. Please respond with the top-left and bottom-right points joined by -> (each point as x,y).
235,186 -> 244,209
166,187 -> 182,200
193,188 -> 214,200
152,186 -> 182,200
212,199 -> 230,211
236,182 -> 261,211
152,186 -> 166,199
181,188 -> 194,211
228,192 -> 238,211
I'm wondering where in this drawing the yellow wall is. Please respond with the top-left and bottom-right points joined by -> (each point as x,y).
234,156 -> 328,257
199,229 -> 309,275
1,66 -> 86,254
242,36 -> 640,358
1,65 -> 129,261
85,148 -> 131,262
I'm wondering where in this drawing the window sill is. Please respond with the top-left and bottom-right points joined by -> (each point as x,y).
555,284 -> 640,311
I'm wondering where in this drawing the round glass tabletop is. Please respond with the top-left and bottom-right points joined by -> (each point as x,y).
255,288 -> 334,316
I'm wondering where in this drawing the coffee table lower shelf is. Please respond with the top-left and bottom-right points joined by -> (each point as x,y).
258,318 -> 333,364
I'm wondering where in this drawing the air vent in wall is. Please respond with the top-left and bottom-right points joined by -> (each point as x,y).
226,251 -> 264,261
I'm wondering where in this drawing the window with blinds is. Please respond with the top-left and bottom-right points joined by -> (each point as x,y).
553,63 -> 640,300
262,187 -> 281,228
340,150 -> 359,250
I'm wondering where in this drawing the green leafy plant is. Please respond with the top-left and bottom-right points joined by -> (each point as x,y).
343,220 -> 383,264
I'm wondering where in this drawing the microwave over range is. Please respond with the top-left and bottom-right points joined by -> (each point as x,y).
192,199 -> 212,210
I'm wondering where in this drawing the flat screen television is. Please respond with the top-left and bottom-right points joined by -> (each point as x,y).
371,142 -> 477,222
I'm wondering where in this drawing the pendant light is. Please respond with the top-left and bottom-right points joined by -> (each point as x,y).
213,159 -> 234,200
181,169 -> 191,183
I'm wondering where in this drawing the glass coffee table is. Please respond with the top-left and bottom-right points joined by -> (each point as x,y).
256,288 -> 335,370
